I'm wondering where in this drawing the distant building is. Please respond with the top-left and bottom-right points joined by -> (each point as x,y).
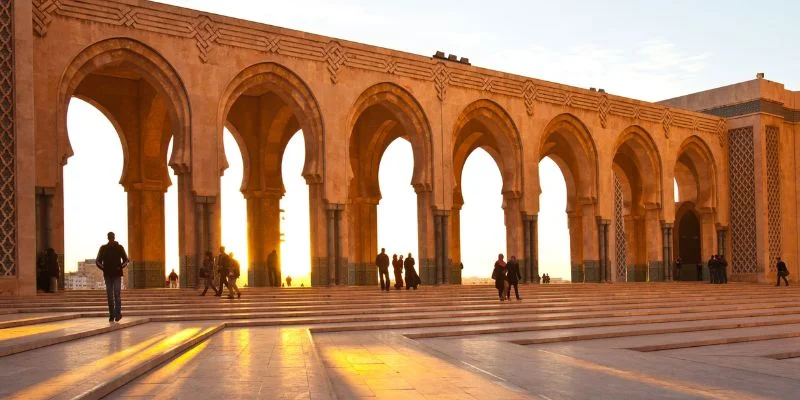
64,259 -> 123,290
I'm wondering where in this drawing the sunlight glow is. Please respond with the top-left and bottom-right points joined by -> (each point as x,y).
280,132 -> 311,287
377,139 -> 418,262
460,149 -> 504,279
64,98 -> 128,273
538,157 -> 570,280
674,178 -> 680,203
221,129 -> 248,286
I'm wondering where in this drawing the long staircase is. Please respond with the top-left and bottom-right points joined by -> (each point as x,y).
1,283 -> 799,399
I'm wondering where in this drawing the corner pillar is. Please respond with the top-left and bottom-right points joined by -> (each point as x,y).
662,222 -> 674,281
126,184 -> 167,288
327,203 -> 345,286
246,190 -> 282,287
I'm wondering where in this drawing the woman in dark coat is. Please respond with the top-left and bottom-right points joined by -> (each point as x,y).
404,253 -> 420,290
492,254 -> 507,301
505,255 -> 522,300
392,254 -> 404,290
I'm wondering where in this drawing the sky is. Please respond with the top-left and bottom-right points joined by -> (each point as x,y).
63,0 -> 799,284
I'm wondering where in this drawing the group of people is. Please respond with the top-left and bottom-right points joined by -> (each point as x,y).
492,254 -> 522,301
707,255 -> 728,284
539,273 -> 552,284
375,248 -> 421,291
199,246 -> 243,299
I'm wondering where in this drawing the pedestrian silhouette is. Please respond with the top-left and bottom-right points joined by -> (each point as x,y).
286,275 -> 292,287
777,257 -> 790,286
200,251 -> 218,296
44,248 -> 59,293
216,247 -> 233,297
95,232 -> 129,323
392,254 -> 404,290
267,249 -> 279,287
375,248 -> 391,292
404,253 -> 419,290
506,255 -> 522,300
492,254 -> 507,301
228,252 -> 241,299
168,269 -> 178,288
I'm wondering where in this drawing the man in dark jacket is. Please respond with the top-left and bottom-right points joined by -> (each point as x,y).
777,257 -> 790,286
216,246 -> 232,297
506,255 -> 522,300
267,249 -> 279,287
674,257 -> 682,281
96,232 -> 129,322
375,248 -> 390,291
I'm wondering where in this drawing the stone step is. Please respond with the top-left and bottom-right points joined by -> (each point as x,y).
10,290 -> 800,315
0,313 -> 81,329
313,306 -> 800,335
629,332 -> 800,352
507,317 -> 800,345
0,318 -> 149,357
2,322 -> 222,400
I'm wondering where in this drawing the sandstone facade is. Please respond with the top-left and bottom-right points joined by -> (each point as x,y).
3,0 -> 792,294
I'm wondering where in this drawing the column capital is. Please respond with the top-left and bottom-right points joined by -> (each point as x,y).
595,217 -> 611,226
661,221 -> 674,229
522,213 -> 537,222
194,195 -> 216,205
35,186 -> 56,196
243,188 -> 284,200
126,181 -> 170,193
434,209 -> 451,217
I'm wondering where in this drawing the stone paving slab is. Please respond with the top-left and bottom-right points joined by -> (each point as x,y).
0,322 -> 218,399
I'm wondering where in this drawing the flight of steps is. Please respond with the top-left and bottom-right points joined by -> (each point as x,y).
1,283 -> 799,399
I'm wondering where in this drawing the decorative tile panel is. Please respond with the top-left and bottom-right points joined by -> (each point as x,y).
728,127 -> 758,274
0,0 -> 16,277
614,175 -> 627,280
765,126 -> 782,272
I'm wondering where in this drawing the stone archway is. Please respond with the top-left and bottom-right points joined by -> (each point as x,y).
53,38 -> 191,289
345,83 -> 434,285
219,62 -> 325,287
451,100 -> 523,284
675,203 -> 702,281
673,136 -> 718,282
612,126 -> 663,282
538,114 -> 598,283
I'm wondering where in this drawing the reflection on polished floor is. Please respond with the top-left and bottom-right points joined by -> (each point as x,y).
2,283 -> 800,399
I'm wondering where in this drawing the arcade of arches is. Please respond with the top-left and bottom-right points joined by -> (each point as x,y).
3,0 -> 799,294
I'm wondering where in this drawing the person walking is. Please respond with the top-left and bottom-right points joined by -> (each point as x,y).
286,275 -> 292,287
267,249 -> 279,287
228,252 -> 241,299
696,261 -> 704,283
492,254 -> 507,301
168,269 -> 179,288
719,255 -> 728,284
200,251 -> 218,296
95,232 -> 129,323
375,248 -> 391,291
777,257 -> 790,286
404,253 -> 420,290
44,248 -> 60,293
216,247 -> 232,297
506,255 -> 522,300
392,254 -> 404,290
674,257 -> 682,281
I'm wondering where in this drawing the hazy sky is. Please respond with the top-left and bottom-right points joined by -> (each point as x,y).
63,0 -> 798,284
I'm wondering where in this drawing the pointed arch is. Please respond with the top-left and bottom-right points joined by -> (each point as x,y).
346,82 -> 433,199
57,37 -> 191,176
675,135 -> 718,210
219,62 -> 324,192
613,125 -> 663,207
538,113 -> 598,207
452,99 -> 523,197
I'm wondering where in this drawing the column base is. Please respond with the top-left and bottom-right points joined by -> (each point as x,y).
311,257 -> 329,287
648,261 -> 664,282
583,260 -> 600,283
128,261 -> 165,289
570,263 -> 584,283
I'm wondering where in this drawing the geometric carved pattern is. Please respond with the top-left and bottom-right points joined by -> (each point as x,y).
728,127 -> 758,274
30,0 -> 725,139
0,0 -> 15,277
765,126 -> 782,272
614,175 -> 627,280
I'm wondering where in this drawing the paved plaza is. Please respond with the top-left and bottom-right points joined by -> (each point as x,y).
1,283 -> 800,399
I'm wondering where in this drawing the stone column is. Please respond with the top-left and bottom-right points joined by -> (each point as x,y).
449,202 -> 463,284
531,215 -> 539,283
433,209 -> 450,285
522,214 -> 532,283
191,194 -> 216,287
126,185 -> 167,288
309,181 -> 328,286
177,173 -> 198,289
568,211 -> 584,283
644,205 -> 663,282
246,191 -> 282,287
662,222 -> 673,281
327,203 -> 344,285
596,218 -> 610,282
504,194 -> 524,274
716,225 -> 728,257
416,187 -> 437,284
581,202 -> 599,282
35,187 -> 59,288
